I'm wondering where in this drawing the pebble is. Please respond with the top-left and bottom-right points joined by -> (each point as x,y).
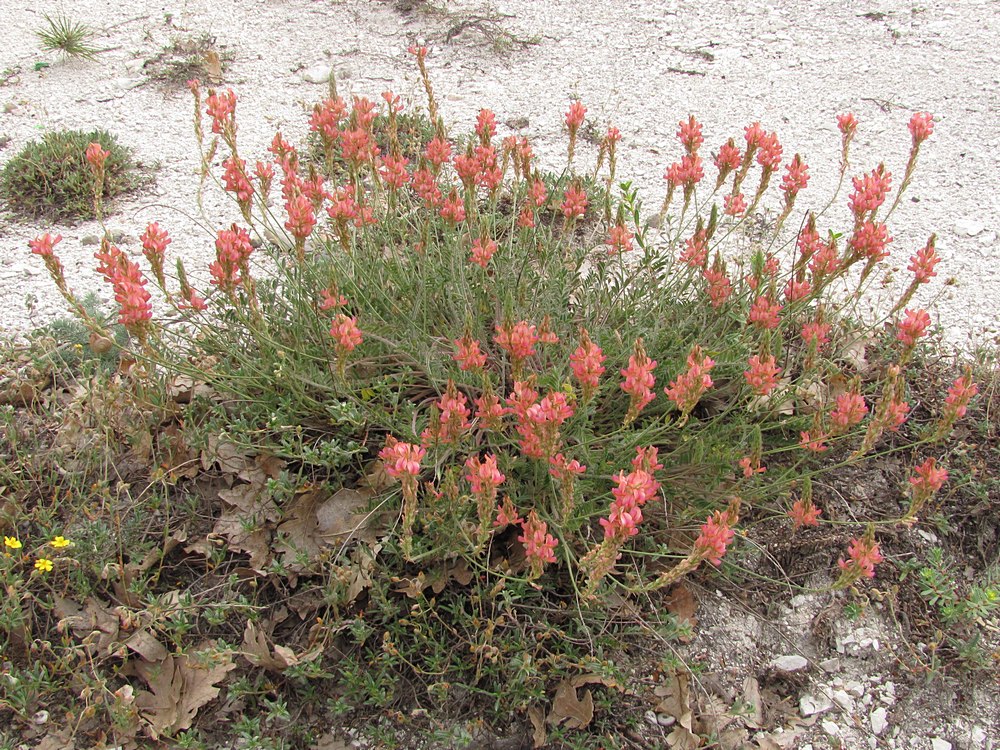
931,740 -> 952,750
800,692 -> 834,717
955,218 -> 985,237
301,63 -> 333,84
770,654 -> 809,673
819,658 -> 841,673
871,707 -> 889,735
970,726 -> 987,745
656,714 -> 676,727
831,689 -> 854,711
822,720 -> 840,735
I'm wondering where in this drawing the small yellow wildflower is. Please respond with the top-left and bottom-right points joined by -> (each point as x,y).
50,536 -> 71,549
34,558 -> 54,573
3,536 -> 22,550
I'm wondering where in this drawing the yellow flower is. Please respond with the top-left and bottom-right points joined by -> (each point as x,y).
3,536 -> 21,550
34,558 -> 54,573
50,536 -> 71,549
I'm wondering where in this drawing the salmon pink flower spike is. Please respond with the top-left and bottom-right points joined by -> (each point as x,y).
677,115 -> 704,154
379,437 -> 426,479
783,277 -> 812,303
549,453 -> 586,482
561,183 -> 588,220
664,345 -> 715,419
848,220 -> 892,263
714,138 -> 742,186
476,108 -> 497,143
829,390 -> 868,433
29,232 -> 62,259
694,510 -> 735,567
702,267 -> 733,308
469,237 -> 497,268
910,456 -> 948,495
849,164 -> 893,218
475,393 -> 505,430
800,428 -> 828,453
222,156 -> 254,204
836,529 -> 883,583
896,308 -> 931,348
465,453 -> 506,506
606,224 -> 634,254
424,136 -> 452,169
411,166 -> 443,207
565,100 -> 586,132
209,224 -> 254,292
495,321 -> 538,364
85,142 -> 110,172
330,313 -> 363,352
379,154 -> 410,190
570,329 -> 606,403
620,338 -> 657,423
780,153 -> 809,204
756,132 -> 783,172
744,354 -> 782,396
440,189 -> 466,224
495,497 -> 523,528
908,235 -> 939,284
206,88 -> 237,138
453,334 -> 487,371
519,510 -> 558,578
140,222 -> 170,287
908,111 -> 934,147
320,289 -> 348,311
528,178 -> 548,207
788,497 -> 821,529
837,112 -> 858,138
934,368 -> 978,440
723,193 -> 747,216
748,295 -> 782,330
739,455 -> 766,478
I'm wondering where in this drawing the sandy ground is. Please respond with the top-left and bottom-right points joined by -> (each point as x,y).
0,1 -> 998,747
1,0 -> 999,346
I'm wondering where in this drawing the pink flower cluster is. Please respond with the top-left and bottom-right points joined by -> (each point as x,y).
620,339 -> 657,423
570,329 -> 606,403
94,240 -> 153,332
453,334 -> 487,371
694,509 -> 736,567
421,381 -> 472,445
519,510 -> 558,577
897,308 -> 931,348
599,447 -> 662,541
744,354 -> 782,396
209,225 -> 254,292
379,437 -> 425,479
465,452 -> 505,507
508,386 -> 574,459
788,497 -> 821,530
495,320 -> 539,373
330,313 -> 362,353
849,164 -> 892,219
664,345 -> 715,418
837,535 -> 883,580
908,235 -> 940,284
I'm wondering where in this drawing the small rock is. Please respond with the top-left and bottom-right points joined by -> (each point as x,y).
844,679 -> 865,698
790,594 -> 810,608
301,63 -> 333,84
871,707 -> 889,735
800,692 -> 834,717
931,740 -> 952,750
831,689 -> 854,711
644,710 -> 659,727
656,714 -> 676,727
82,235 -> 100,246
771,654 -> 809,673
32,710 -> 48,725
955,218 -> 985,237
821,720 -> 840,735
819,658 -> 841,673
970,726 -> 987,746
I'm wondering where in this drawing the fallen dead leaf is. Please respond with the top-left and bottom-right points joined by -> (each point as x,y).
742,676 -> 763,729
665,582 -> 699,642
241,621 -> 321,673
527,705 -> 547,748
133,644 -> 237,738
547,679 -> 595,730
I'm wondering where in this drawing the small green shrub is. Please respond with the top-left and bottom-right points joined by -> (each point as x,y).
0,129 -> 142,221
35,13 -> 99,61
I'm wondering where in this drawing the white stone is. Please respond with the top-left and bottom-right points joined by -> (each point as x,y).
771,654 -> 809,673
931,740 -> 952,750
822,720 -> 840,735
832,689 -> 854,711
844,679 -> 865,697
955,218 -> 986,237
301,64 -> 333,84
656,714 -> 676,727
871,707 -> 889,735
800,692 -> 834,717
790,594 -> 810,608
819,658 -> 841,673
644,710 -> 659,727
970,726 -> 987,745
